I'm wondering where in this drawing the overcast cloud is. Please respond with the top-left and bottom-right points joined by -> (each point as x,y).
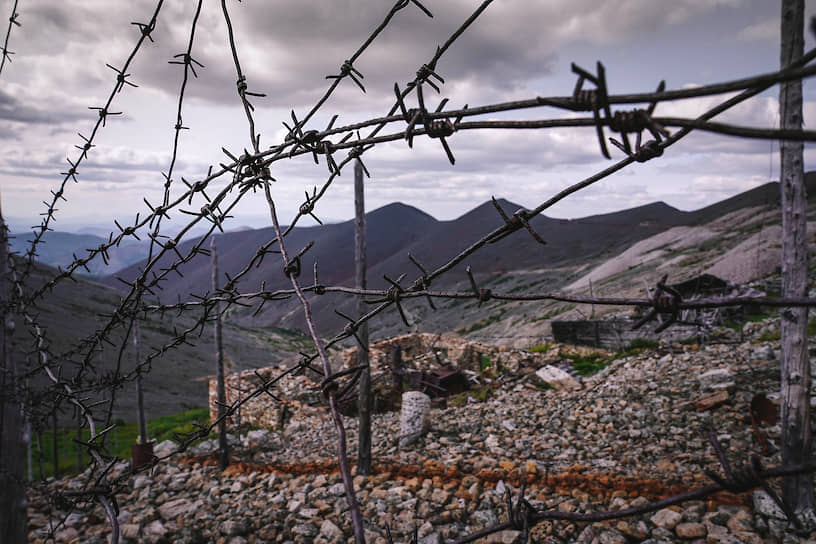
1,0 -> 814,236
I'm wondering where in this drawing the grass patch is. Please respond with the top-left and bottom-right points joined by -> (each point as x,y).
758,329 -> 781,342
529,343 -> 553,353
456,311 -> 505,335
31,408 -> 210,478
562,352 -> 610,376
617,338 -> 660,357
448,386 -> 492,407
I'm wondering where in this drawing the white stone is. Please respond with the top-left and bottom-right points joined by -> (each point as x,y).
535,365 -> 580,390
152,439 -> 177,456
698,367 -> 733,388
650,508 -> 682,529
752,490 -> 786,520
158,497 -> 195,520
320,519 -> 344,540
399,391 -> 431,448
144,520 -> 167,537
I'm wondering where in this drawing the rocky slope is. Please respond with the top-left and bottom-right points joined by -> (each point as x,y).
26,318 -> 816,543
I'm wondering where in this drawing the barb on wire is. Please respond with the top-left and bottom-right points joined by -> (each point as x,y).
632,274 -> 682,333
18,0 -> 165,286
485,197 -> 546,245
0,0 -> 20,77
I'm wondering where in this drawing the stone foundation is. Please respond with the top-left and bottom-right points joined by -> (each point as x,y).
208,332 -> 578,430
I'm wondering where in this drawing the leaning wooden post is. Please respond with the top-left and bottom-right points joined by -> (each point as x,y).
779,0 -> 813,520
355,158 -> 372,476
212,236 -> 229,470
0,195 -> 27,542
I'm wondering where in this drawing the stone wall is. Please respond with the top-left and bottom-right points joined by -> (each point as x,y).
551,319 -> 706,350
208,332 -> 569,430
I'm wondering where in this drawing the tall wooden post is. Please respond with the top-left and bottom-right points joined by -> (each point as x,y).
212,236 -> 229,470
0,196 -> 27,542
134,320 -> 148,444
52,409 -> 58,478
355,159 -> 372,475
75,412 -> 82,473
779,0 -> 813,520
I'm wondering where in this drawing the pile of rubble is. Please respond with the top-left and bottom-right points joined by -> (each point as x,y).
29,318 -> 816,543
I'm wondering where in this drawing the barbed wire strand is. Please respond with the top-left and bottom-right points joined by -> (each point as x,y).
0,0 -> 20,77
8,4 -> 816,543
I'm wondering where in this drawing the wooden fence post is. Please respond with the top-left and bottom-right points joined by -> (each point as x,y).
779,0 -> 813,521
0,199 -> 27,542
134,320 -> 148,444
355,159 -> 372,476
212,236 -> 229,470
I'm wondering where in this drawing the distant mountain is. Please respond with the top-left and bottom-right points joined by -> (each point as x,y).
97,174 -> 816,340
8,230 -> 149,277
97,196 -> 692,333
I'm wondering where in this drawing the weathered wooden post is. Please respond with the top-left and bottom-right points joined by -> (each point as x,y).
355,158 -> 372,476
212,236 -> 229,470
75,411 -> 82,473
0,196 -> 27,542
131,320 -> 153,470
779,0 -> 813,521
52,407 -> 59,478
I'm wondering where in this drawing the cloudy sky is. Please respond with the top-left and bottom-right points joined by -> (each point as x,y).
1,0 -> 815,236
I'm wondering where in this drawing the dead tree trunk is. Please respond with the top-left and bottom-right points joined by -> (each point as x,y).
779,0 -> 813,521
355,158 -> 372,476
212,236 -> 229,470
0,198 -> 27,543
134,320 -> 148,444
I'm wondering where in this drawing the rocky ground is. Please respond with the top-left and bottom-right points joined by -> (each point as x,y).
27,318 -> 816,543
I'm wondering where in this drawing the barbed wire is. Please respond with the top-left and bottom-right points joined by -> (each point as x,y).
0,0 -> 20,77
16,0 -> 165,287
456,436 -> 815,543
6,2 -> 816,543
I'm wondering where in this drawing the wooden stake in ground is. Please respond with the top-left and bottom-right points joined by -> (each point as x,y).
779,0 -> 813,521
212,236 -> 229,470
134,320 -> 148,445
355,158 -> 372,476
0,197 -> 27,543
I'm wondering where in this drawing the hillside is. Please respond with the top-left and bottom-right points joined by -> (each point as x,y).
14,174 -> 816,424
10,257 -> 315,423
27,318 -> 816,542
8,231 -> 149,277
100,194 -> 709,341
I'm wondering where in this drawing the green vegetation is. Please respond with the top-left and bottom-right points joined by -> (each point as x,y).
808,318 -> 816,337
31,408 -> 210,478
479,355 -> 491,372
758,329 -> 781,342
448,386 -> 492,407
563,352 -> 610,376
618,338 -> 660,357
529,343 -> 552,353
456,310 -> 505,335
